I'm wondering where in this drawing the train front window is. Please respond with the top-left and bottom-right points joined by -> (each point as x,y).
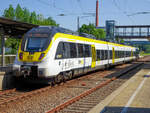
25,37 -> 48,52
21,27 -> 53,52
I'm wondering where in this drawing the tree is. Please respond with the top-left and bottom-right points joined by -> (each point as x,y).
5,38 -> 20,54
79,23 -> 106,40
38,17 -> 58,26
23,8 -> 30,23
120,39 -> 124,43
3,4 -> 58,26
3,4 -> 15,19
15,4 -> 24,21
30,11 -> 37,24
97,29 -> 106,39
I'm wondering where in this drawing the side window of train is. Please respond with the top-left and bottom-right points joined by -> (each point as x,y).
84,45 -> 90,57
77,44 -> 84,58
123,51 -> 125,57
109,50 -> 112,59
55,42 -> 64,59
121,51 -> 123,58
100,50 -> 102,60
122,51 -> 124,57
118,51 -> 120,58
115,51 -> 117,59
96,50 -> 100,61
117,51 -> 119,58
127,51 -> 129,57
105,50 -> 108,60
63,42 -> 70,58
120,51 -> 122,58
101,50 -> 104,60
103,50 -> 105,60
70,43 -> 77,58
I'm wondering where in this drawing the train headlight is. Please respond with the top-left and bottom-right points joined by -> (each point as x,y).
19,52 -> 23,60
39,53 -> 45,60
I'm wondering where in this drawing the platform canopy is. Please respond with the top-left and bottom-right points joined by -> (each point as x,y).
0,17 -> 38,37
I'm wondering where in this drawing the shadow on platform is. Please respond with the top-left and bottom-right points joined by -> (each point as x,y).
101,106 -> 150,113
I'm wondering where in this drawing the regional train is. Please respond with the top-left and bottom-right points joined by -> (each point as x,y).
12,26 -> 139,83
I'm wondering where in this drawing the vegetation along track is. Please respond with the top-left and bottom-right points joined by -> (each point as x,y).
0,56 -> 149,113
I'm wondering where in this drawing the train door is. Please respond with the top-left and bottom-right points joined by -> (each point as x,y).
55,42 -> 65,72
91,45 -> 96,68
112,47 -> 115,64
62,42 -> 70,72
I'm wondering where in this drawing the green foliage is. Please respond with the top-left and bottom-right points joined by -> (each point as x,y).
5,38 -> 20,54
96,29 -> 106,39
144,45 -> 150,53
120,39 -> 124,43
3,4 -> 15,19
23,8 -> 30,23
3,3 -> 58,26
15,4 -> 24,21
115,37 -> 125,44
30,11 -> 37,24
79,23 -> 106,40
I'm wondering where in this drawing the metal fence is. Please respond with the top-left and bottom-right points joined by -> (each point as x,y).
0,55 -> 16,72
0,55 -> 16,65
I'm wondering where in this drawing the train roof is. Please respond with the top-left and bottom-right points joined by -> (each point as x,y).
37,26 -> 135,49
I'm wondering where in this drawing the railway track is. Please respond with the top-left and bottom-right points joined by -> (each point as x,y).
0,66 -> 117,108
0,85 -> 52,106
0,56 -> 149,113
46,62 -> 143,113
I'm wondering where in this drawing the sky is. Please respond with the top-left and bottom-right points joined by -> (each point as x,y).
1,0 -> 150,31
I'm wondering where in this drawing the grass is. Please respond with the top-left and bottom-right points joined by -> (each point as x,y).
140,52 -> 150,56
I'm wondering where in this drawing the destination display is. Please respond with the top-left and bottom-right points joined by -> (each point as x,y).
27,33 -> 49,37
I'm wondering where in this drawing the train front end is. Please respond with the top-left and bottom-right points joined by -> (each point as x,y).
13,26 -> 53,79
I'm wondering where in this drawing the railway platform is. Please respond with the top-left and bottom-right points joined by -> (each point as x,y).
89,64 -> 150,113
0,66 -> 14,90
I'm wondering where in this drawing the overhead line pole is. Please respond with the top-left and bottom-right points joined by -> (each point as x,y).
77,16 -> 80,32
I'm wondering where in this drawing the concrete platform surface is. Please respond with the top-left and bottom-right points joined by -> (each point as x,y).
89,68 -> 150,113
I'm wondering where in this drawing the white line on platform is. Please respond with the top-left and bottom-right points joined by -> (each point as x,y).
120,72 -> 150,113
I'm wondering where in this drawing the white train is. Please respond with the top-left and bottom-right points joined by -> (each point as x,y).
13,26 -> 139,83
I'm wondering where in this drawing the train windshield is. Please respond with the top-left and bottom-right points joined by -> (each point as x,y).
25,36 -> 48,52
21,27 -> 52,52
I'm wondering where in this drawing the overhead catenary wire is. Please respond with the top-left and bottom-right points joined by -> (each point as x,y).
36,0 -> 52,6
128,12 -> 150,16
127,0 -> 150,16
36,0 -> 69,13
112,0 -> 135,24
52,0 -> 70,13
76,0 -> 95,25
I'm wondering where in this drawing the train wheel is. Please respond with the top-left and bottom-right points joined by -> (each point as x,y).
55,74 -> 63,84
68,71 -> 73,80
49,77 -> 55,86
63,72 -> 67,82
